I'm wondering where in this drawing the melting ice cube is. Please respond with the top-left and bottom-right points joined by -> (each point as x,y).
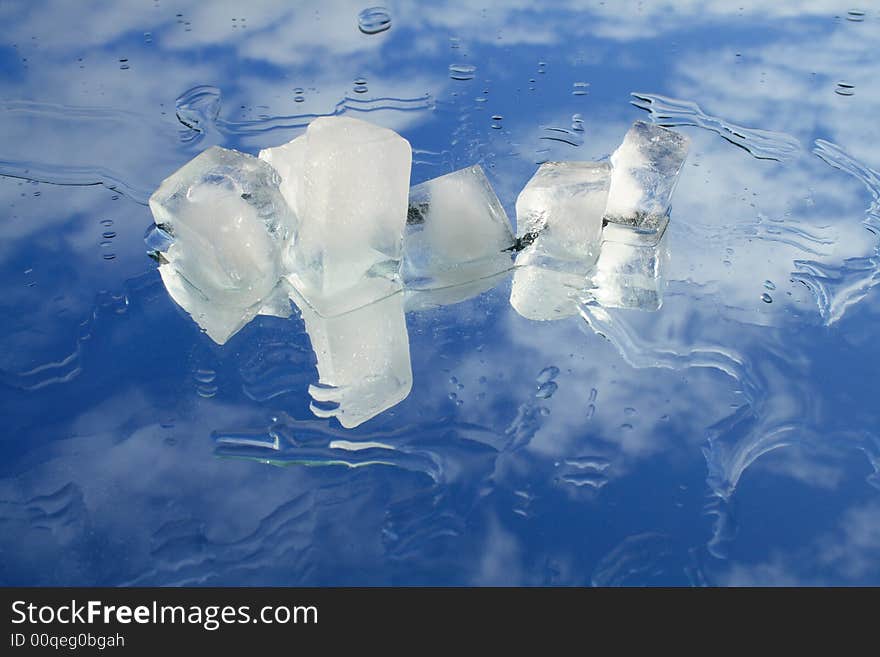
148,146 -> 297,344
263,116 -> 412,318
604,120 -> 690,234
404,164 -> 515,290
509,259 -> 590,321
295,289 -> 412,429
515,160 -> 612,266
590,223 -> 670,311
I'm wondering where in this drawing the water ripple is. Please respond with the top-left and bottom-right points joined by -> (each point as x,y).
631,92 -> 802,161
792,139 -> 880,325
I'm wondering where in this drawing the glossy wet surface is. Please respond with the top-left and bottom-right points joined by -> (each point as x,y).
2,1 -> 880,585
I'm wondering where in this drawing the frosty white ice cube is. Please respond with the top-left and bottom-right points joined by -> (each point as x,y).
604,120 -> 689,234
590,224 -> 670,311
295,289 -> 412,428
266,116 -> 412,317
148,146 -> 297,344
515,161 -> 612,266
404,165 -> 515,290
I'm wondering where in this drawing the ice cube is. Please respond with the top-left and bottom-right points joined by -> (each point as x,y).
590,223 -> 670,311
259,134 -> 306,220
604,120 -> 690,233
148,146 -> 296,344
295,288 -> 412,428
276,116 -> 412,317
509,255 -> 590,321
515,161 -> 612,266
403,165 -> 515,290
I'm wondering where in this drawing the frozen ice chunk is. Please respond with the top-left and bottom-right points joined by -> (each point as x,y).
404,165 -> 515,290
148,146 -> 296,344
295,289 -> 412,428
515,161 -> 612,266
590,223 -> 670,311
278,116 -> 412,317
259,134 -> 306,221
509,255 -> 590,321
604,121 -> 690,233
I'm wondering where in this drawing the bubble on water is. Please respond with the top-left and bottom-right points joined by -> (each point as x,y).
572,81 -> 589,95
846,9 -> 865,21
536,381 -> 558,399
763,280 -> 776,290
449,64 -> 476,80
835,81 -> 855,96
761,292 -> 773,303
358,7 -> 392,34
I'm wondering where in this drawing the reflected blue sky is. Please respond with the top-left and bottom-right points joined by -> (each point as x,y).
1,0 -> 880,585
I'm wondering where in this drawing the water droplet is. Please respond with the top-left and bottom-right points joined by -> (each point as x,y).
100,219 -> 114,227
102,231 -> 116,239
624,407 -> 637,416
449,375 -> 458,385
144,32 -> 153,44
490,114 -> 503,129
571,113 -> 585,131
572,81 -> 589,95
537,61 -> 547,74
102,253 -> 116,261
761,292 -> 773,303
588,387 -> 598,402
478,376 -> 488,385
119,58 -> 129,70
836,81 -> 855,96
450,37 -> 461,49
448,392 -> 458,401
763,280 -> 776,290
358,6 -> 392,34
536,366 -> 560,384
293,87 -> 305,102
449,64 -> 476,80
535,381 -> 558,399
353,77 -> 368,94
539,407 -> 551,416
846,9 -> 865,21
586,404 -> 596,419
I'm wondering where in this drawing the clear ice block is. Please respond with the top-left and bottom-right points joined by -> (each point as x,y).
590,223 -> 670,311
603,120 -> 690,234
148,145 -> 297,344
515,161 -> 612,266
295,289 -> 412,429
277,116 -> 412,317
403,165 -> 515,290
509,256 -> 590,321
259,134 -> 306,221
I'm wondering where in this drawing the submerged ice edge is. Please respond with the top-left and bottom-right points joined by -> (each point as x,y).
792,139 -> 880,326
631,92 -> 802,162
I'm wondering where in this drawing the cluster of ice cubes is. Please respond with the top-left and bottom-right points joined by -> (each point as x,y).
147,116 -> 688,427
511,120 -> 689,319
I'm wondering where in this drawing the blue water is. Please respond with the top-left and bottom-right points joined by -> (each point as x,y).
2,1 -> 880,586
